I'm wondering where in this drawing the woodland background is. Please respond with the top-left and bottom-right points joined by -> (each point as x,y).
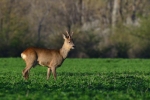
0,0 -> 150,58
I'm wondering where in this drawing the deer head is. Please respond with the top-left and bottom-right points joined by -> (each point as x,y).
62,31 -> 75,50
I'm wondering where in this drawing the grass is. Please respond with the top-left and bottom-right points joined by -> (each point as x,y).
0,58 -> 150,100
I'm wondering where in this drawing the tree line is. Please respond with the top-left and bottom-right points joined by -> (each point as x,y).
0,0 -> 150,58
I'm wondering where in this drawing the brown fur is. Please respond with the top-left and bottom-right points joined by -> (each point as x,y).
21,31 -> 75,80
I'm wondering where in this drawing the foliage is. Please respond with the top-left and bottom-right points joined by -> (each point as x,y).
0,58 -> 150,99
130,17 -> 150,58
0,0 -> 30,57
101,15 -> 150,58
0,0 -> 150,58
73,30 -> 101,58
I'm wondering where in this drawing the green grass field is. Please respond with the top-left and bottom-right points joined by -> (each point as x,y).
0,58 -> 150,100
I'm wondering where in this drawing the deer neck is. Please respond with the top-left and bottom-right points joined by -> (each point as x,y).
60,44 -> 70,59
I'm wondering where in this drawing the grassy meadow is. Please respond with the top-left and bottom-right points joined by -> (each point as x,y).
0,58 -> 150,100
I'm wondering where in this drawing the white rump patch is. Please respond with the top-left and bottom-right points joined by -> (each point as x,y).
21,53 -> 26,59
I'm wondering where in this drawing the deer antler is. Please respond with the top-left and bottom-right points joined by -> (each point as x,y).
65,31 -> 71,38
71,32 -> 73,36
66,31 -> 70,36
66,31 -> 74,37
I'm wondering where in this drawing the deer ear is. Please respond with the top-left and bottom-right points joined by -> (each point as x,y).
63,34 -> 66,39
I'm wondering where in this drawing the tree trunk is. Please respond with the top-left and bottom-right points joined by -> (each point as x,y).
79,0 -> 84,26
112,0 -> 119,29
36,9 -> 50,46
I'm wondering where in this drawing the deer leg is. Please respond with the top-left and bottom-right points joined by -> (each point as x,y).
47,68 -> 51,80
22,66 -> 32,80
24,70 -> 29,79
22,57 -> 37,80
51,67 -> 57,80
22,61 -> 36,80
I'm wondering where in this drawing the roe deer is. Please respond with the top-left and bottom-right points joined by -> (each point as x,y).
21,31 -> 75,80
